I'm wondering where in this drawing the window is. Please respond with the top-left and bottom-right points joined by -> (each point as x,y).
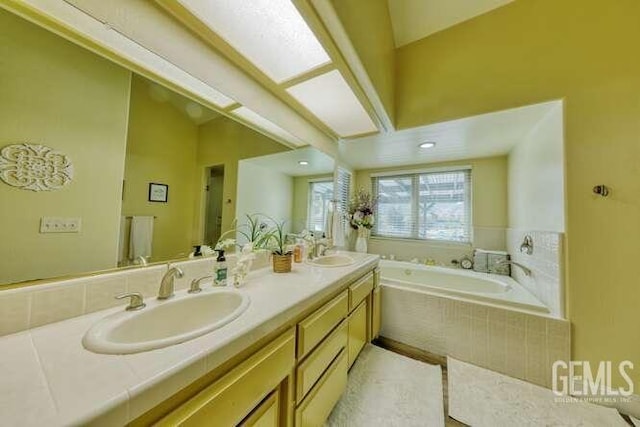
372,169 -> 472,243
308,180 -> 333,233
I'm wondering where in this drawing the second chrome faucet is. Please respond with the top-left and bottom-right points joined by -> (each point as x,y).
158,266 -> 184,300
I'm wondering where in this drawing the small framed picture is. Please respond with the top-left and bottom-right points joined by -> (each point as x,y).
148,183 -> 168,203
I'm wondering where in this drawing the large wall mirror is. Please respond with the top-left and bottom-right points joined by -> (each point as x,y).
0,9 -> 332,287
236,148 -> 335,241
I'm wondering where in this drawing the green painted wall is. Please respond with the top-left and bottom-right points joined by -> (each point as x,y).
395,0 -> 640,386
123,76 -> 199,262
0,10 -> 131,284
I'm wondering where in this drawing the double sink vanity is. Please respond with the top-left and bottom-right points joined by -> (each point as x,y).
1,252 -> 380,426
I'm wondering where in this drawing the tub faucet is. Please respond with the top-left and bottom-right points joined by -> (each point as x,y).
158,265 -> 184,299
496,259 -> 532,277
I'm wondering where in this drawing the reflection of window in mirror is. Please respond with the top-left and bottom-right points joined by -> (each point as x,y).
307,180 -> 333,233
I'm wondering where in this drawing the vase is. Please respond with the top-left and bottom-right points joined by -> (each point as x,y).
355,227 -> 369,253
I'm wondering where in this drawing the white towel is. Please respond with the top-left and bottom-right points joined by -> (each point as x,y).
129,216 -> 154,260
117,216 -> 128,264
325,201 -> 334,239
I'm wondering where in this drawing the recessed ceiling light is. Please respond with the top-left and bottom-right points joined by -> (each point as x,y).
419,142 -> 436,149
298,160 -> 309,166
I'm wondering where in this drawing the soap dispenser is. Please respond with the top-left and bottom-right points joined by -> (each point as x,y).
214,249 -> 228,286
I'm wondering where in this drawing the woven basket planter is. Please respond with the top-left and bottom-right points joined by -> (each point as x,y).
272,254 -> 292,273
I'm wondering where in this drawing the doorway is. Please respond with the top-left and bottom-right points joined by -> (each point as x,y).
204,165 -> 225,246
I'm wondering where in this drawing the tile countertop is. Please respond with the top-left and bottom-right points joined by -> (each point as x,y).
0,253 -> 379,427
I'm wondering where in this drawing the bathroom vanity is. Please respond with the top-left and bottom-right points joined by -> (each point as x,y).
0,253 -> 380,426
146,266 -> 379,426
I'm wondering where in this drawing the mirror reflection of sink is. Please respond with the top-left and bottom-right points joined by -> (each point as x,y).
308,254 -> 355,267
82,290 -> 250,354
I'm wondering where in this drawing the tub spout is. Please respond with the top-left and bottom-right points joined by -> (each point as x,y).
496,260 -> 532,277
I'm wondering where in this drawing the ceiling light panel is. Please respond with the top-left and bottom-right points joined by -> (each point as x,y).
287,70 -> 377,137
176,0 -> 330,83
232,107 -> 306,147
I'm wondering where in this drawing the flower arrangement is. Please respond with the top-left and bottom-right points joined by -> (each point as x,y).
347,188 -> 377,230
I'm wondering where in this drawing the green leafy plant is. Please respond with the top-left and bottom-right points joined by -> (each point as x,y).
264,216 -> 291,256
237,214 -> 271,249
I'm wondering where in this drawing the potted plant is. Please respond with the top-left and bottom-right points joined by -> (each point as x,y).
266,218 -> 293,273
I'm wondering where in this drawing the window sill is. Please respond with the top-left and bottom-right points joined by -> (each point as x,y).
369,235 -> 472,248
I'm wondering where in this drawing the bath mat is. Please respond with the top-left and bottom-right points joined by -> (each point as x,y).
448,357 -> 628,427
326,344 -> 445,427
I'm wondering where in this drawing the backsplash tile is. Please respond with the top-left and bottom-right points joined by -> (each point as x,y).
0,256 -> 253,336
0,292 -> 31,336
85,275 -> 127,313
30,281 -> 85,328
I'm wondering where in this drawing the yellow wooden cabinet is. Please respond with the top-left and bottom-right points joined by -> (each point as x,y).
156,329 -> 295,426
348,272 -> 374,311
371,286 -> 381,340
297,290 -> 348,359
347,300 -> 368,368
295,349 -> 348,427
238,391 -> 280,427
137,267 -> 379,427
295,320 -> 347,402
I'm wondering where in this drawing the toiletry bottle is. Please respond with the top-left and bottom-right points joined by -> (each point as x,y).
294,239 -> 302,263
214,249 -> 228,286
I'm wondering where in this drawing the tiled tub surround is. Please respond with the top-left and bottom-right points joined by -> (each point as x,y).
506,229 -> 564,318
380,282 -> 570,389
0,253 -> 379,426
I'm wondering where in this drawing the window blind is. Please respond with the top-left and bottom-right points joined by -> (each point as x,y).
335,167 -> 352,230
307,180 -> 333,232
372,169 -> 472,243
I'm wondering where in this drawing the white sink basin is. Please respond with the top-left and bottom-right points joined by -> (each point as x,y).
83,289 -> 250,354
308,254 -> 355,267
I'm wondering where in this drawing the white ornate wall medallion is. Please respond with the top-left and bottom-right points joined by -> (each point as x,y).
0,143 -> 74,191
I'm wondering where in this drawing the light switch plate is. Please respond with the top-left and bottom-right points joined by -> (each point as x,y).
40,217 -> 82,233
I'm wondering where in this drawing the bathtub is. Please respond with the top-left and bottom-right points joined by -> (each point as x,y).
380,260 -> 548,313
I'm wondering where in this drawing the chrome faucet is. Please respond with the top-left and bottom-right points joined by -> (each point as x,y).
188,275 -> 213,294
496,259 -> 532,277
158,266 -> 184,299
115,292 -> 146,311
315,239 -> 328,258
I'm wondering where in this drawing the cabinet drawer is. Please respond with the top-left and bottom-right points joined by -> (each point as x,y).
348,300 -> 368,368
349,273 -> 373,312
296,320 -> 347,403
297,290 -> 348,359
157,329 -> 295,426
295,349 -> 348,427
239,390 -> 279,427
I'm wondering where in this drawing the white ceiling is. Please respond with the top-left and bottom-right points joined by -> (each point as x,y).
339,101 -> 562,170
387,0 -> 515,47
244,147 -> 335,177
